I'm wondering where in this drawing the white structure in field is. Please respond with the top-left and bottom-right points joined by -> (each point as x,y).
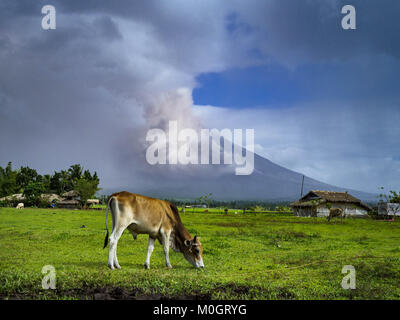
378,202 -> 400,216
291,190 -> 371,218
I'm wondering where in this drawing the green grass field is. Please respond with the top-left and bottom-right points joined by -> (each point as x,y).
1,207 -> 400,300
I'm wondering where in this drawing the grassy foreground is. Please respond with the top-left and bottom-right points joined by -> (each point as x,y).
0,207 -> 399,300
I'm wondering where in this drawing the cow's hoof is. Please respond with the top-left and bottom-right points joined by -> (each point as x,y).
166,264 -> 173,269
114,264 -> 121,269
144,263 -> 150,269
108,264 -> 115,270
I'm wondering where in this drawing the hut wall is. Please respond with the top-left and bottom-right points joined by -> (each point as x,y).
343,207 -> 368,217
316,206 -> 330,217
294,207 -> 314,217
294,203 -> 369,217
315,203 -> 367,217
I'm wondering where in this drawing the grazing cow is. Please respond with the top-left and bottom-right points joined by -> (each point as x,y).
327,208 -> 345,222
103,191 -> 204,270
16,203 -> 24,209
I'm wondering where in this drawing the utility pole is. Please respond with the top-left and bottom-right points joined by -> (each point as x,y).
300,175 -> 305,197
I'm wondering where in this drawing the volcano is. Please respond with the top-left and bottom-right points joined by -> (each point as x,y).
110,148 -> 377,202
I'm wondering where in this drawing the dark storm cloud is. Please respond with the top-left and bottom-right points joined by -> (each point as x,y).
0,0 -> 399,193
234,0 -> 400,63
0,0 -> 236,189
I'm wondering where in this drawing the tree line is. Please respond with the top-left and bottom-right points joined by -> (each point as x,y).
164,197 -> 293,211
0,162 -> 100,207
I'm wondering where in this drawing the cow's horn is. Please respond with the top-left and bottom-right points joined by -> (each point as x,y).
193,235 -> 197,242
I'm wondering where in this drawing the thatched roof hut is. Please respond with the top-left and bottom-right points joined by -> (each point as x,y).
40,193 -> 63,203
62,190 -> 79,198
57,199 -> 81,209
86,199 -> 100,205
0,193 -> 26,202
291,190 -> 371,217
58,190 -> 80,208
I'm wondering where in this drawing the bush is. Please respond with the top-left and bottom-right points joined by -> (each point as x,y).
38,199 -> 51,208
23,182 -> 45,207
0,197 -> 21,208
74,178 -> 100,209
0,200 -> 8,207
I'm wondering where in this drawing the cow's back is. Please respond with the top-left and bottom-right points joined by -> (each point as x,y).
110,191 -> 173,236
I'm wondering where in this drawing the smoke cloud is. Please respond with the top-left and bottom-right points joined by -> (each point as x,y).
0,1 -> 399,194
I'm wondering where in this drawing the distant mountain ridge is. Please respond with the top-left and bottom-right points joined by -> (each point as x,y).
104,151 -> 377,202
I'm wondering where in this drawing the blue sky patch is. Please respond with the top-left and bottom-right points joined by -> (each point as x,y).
193,65 -> 303,108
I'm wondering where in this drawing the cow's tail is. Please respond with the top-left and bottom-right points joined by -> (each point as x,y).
103,197 -> 113,249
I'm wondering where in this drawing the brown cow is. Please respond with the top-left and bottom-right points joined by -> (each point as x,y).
327,208 -> 345,222
103,191 -> 204,269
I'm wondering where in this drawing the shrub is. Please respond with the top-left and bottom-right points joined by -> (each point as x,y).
38,198 -> 51,208
23,182 -> 45,206
74,178 -> 100,209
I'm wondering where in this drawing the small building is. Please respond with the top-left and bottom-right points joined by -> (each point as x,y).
86,199 -> 100,206
61,190 -> 79,199
191,204 -> 207,208
40,193 -> 63,203
291,190 -> 371,218
58,190 -> 81,209
0,193 -> 26,202
57,199 -> 80,209
378,202 -> 400,217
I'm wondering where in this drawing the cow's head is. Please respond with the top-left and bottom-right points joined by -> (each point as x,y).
183,235 -> 204,268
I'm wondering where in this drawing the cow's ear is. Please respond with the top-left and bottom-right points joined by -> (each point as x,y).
184,240 -> 191,247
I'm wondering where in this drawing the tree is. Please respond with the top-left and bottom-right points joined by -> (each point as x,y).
16,166 -> 38,191
49,172 -> 62,194
74,178 -> 101,209
23,181 -> 45,206
92,171 -> 99,183
49,170 -> 71,194
68,164 -> 83,181
388,191 -> 400,203
378,187 -> 400,203
60,170 -> 73,193
1,162 -> 102,207
198,193 -> 213,209
42,174 -> 51,192
83,169 -> 92,181
0,162 -> 18,197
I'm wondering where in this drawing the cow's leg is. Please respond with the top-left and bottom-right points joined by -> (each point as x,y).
108,201 -> 117,269
108,225 -> 125,270
144,237 -> 155,269
161,230 -> 172,269
108,231 -> 116,270
113,226 -> 126,269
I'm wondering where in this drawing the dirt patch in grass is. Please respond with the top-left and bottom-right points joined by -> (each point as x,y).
1,286 -> 212,300
1,284 -> 271,300
212,283 -> 251,295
